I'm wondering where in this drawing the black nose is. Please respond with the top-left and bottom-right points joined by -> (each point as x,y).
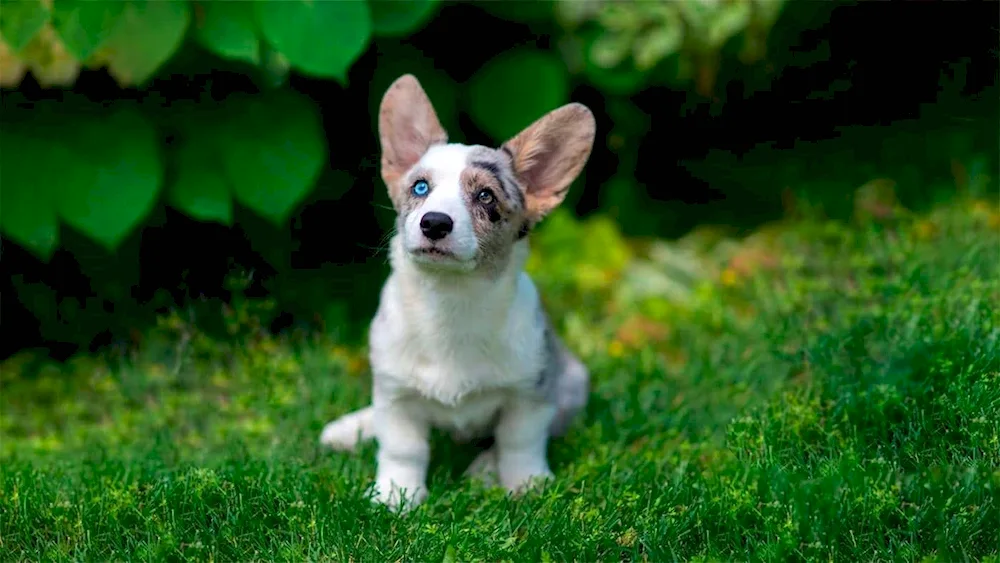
420,212 -> 453,240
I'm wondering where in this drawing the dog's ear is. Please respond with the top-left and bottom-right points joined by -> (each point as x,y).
378,74 -> 448,195
501,103 -> 596,223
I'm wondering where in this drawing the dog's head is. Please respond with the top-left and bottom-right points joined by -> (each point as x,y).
378,74 -> 596,275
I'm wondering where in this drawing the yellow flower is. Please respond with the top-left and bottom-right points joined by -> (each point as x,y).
347,355 -> 369,376
257,337 -> 279,355
328,345 -> 351,361
608,340 -> 625,358
720,267 -> 739,287
913,219 -> 938,240
970,199 -> 995,216
970,199 -> 1000,230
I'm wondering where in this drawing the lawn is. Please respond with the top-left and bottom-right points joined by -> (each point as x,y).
1,185 -> 998,561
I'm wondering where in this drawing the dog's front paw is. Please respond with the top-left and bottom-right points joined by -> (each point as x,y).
372,477 -> 427,513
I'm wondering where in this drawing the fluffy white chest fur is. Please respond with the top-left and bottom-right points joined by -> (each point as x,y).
370,242 -> 545,420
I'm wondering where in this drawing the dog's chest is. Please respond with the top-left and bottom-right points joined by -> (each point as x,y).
371,273 -> 546,409
379,326 -> 537,436
382,315 -> 542,405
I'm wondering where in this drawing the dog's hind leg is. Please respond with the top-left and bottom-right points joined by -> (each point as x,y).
320,406 -> 375,452
464,334 -> 590,487
548,344 -> 589,439
464,448 -> 500,487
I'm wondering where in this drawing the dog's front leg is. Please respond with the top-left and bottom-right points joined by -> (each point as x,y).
494,396 -> 557,493
372,400 -> 430,512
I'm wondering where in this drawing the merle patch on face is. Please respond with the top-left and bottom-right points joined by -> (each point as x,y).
458,146 -> 530,273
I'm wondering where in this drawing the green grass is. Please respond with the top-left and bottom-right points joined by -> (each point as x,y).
2,194 -> 998,562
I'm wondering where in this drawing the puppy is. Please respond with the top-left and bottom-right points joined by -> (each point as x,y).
320,74 -> 595,511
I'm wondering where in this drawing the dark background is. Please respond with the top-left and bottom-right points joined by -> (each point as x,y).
1,0 -> 997,361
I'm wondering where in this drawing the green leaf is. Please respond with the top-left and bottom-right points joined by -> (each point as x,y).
467,49 -> 569,142
218,91 -> 326,224
55,109 -> 164,251
167,140 -> 233,226
706,1 -> 751,48
750,0 -> 787,27
633,19 -> 683,71
254,0 -> 371,81
0,0 -> 50,54
589,31 -> 632,69
369,0 -> 439,37
50,0 -> 124,60
0,130 -> 62,260
580,28 -> 648,96
193,0 -> 260,64
258,44 -> 291,88
596,2 -> 642,32
96,0 -> 190,86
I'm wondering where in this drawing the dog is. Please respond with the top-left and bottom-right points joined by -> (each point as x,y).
319,74 -> 595,511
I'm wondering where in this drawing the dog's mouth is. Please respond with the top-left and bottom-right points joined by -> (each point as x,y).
412,246 -> 456,259
408,245 -> 476,271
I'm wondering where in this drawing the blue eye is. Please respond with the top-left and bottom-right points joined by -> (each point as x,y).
411,180 -> 429,197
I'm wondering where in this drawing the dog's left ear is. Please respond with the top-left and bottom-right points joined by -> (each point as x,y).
501,103 -> 596,223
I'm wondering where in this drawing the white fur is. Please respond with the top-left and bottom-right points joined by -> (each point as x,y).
372,238 -> 543,408
319,406 -> 373,452
362,236 -> 554,509
402,144 -> 479,267
320,225 -> 560,511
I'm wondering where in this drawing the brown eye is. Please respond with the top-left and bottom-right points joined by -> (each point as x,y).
477,189 -> 495,205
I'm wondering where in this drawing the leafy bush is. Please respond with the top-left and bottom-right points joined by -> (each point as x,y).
0,0 -> 444,259
0,0 -> 440,88
2,0 -> 996,357
0,0 -> 794,262
556,0 -> 787,95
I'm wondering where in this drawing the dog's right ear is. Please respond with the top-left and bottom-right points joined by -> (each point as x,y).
378,74 -> 448,197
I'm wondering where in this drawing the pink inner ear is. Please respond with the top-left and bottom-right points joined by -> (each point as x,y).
379,75 -> 447,188
396,127 -> 432,168
519,137 -> 564,195
503,103 -> 596,220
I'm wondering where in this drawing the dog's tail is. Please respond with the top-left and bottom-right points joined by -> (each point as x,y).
319,406 -> 375,452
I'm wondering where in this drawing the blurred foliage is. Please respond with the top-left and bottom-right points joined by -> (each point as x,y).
0,0 -> 439,87
556,0 -> 786,96
0,0 -> 789,261
526,162 -> 998,362
468,48 -> 569,141
0,0 -> 444,259
0,0 -> 996,356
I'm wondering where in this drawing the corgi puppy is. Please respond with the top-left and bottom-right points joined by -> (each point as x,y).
320,74 -> 595,511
